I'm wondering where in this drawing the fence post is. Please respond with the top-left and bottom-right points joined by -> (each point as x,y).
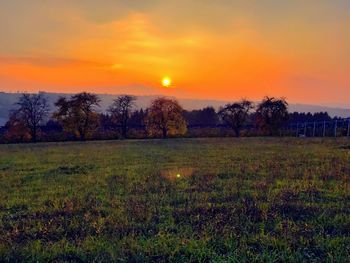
313,122 -> 316,137
323,121 -> 326,137
348,119 -> 350,137
304,123 -> 307,137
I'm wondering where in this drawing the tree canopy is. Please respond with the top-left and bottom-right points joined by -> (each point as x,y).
145,97 -> 187,138
8,93 -> 49,142
219,100 -> 253,137
255,97 -> 289,135
53,92 -> 100,140
108,95 -> 136,139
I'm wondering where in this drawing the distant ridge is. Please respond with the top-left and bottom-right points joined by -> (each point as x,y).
0,91 -> 349,125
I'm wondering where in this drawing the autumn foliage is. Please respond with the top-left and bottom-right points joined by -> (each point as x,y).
53,93 -> 101,140
145,97 -> 187,138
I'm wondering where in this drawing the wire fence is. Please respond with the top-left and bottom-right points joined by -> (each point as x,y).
286,118 -> 350,137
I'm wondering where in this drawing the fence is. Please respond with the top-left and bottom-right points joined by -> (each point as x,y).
287,118 -> 350,137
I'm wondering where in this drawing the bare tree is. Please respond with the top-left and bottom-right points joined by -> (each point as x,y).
11,93 -> 50,142
255,97 -> 289,135
219,100 -> 253,137
108,95 -> 136,139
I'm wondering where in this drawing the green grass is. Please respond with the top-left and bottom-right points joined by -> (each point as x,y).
0,138 -> 349,262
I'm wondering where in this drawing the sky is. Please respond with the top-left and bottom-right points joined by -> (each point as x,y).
0,0 -> 349,107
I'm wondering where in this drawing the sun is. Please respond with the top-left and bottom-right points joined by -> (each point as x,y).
162,77 -> 172,87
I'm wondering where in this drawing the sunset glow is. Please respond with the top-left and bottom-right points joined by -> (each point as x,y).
0,1 -> 350,106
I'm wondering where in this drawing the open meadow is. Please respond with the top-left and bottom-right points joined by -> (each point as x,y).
0,138 -> 349,262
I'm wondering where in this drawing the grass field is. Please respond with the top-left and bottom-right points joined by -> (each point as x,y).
0,138 -> 349,262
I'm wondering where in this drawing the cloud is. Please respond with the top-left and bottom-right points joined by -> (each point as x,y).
69,0 -> 159,23
0,56 -> 101,68
0,0 -> 349,105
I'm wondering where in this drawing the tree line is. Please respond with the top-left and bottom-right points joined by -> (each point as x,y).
0,92 -> 337,143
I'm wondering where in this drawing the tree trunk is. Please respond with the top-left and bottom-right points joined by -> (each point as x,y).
79,128 -> 86,141
162,127 -> 167,139
234,127 -> 240,137
32,126 -> 37,143
122,120 -> 127,139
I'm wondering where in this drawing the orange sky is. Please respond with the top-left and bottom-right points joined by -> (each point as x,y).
1,1 -> 349,106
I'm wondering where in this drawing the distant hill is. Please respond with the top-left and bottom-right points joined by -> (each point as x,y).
0,91 -> 349,126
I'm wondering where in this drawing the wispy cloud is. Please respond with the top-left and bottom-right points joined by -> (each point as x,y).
0,1 -> 349,105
